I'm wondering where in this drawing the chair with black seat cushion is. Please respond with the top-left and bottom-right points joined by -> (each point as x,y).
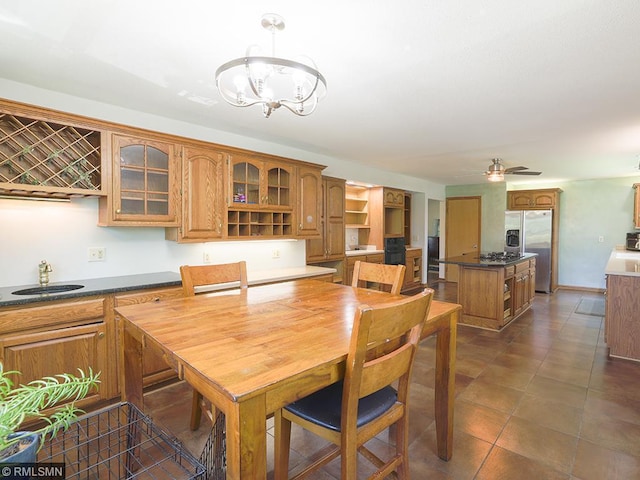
274,288 -> 433,480
351,260 -> 406,295
179,261 -> 248,430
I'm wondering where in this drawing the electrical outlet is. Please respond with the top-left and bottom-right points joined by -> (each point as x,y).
203,252 -> 211,263
88,247 -> 106,262
598,235 -> 604,243
272,249 -> 280,259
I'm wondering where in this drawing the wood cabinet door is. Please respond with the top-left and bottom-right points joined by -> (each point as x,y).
508,189 -> 558,210
114,287 -> 183,387
264,161 -> 294,210
404,251 -> 417,288
325,178 -> 345,259
508,192 -> 534,210
305,225 -> 326,262
384,188 -> 405,207
0,323 -> 109,406
108,134 -> 180,226
229,156 -> 262,208
179,147 -> 226,241
296,166 -> 322,237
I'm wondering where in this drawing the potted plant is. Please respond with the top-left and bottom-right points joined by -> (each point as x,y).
0,362 -> 100,463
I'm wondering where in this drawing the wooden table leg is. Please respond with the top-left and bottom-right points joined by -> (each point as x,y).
434,310 -> 457,461
225,395 -> 267,479
121,321 -> 144,408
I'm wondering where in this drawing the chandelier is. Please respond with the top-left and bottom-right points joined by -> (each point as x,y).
215,13 -> 327,118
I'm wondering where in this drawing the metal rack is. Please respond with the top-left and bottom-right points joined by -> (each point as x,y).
37,403 -> 210,479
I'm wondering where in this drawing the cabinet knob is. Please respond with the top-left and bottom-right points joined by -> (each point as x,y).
97,332 -> 105,339
116,209 -> 121,214
152,297 -> 161,302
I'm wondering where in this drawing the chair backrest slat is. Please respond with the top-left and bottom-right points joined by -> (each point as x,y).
180,261 -> 248,297
351,261 -> 406,295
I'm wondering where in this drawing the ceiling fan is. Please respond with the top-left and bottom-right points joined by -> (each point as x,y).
485,158 -> 542,182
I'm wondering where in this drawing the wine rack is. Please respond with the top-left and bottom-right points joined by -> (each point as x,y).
0,113 -> 102,197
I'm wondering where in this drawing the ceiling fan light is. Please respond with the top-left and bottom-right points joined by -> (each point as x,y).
487,171 -> 504,182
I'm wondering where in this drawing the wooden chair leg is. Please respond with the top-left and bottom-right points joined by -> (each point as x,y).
274,409 -> 292,480
190,389 -> 202,431
395,418 -> 409,479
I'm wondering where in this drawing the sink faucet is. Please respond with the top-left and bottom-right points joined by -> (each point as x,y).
39,260 -> 52,286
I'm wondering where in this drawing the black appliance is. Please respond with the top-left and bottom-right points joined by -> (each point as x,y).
626,232 -> 640,251
505,229 -> 520,249
384,237 -> 406,265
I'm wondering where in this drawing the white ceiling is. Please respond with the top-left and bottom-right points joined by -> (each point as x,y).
1,0 -> 640,186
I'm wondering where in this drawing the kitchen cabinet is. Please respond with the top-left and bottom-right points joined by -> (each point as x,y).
295,165 -> 323,237
512,260 -> 533,317
165,146 -> 226,242
0,99 -> 105,200
99,134 -> 180,226
228,155 -> 294,210
0,281 -> 186,416
403,248 -> 423,293
369,187 -> 405,248
226,157 -> 323,239
0,297 -> 113,409
346,252 -> 384,286
113,286 -> 184,387
605,273 -> 640,361
455,257 -> 536,330
507,188 -> 560,210
307,176 -> 346,283
307,176 -> 345,262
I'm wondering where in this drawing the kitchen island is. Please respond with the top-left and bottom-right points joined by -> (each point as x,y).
604,248 -> 640,362
439,252 -> 537,330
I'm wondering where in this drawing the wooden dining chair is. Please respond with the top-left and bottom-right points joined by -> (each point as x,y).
274,288 -> 433,480
351,260 -> 406,295
179,261 -> 248,430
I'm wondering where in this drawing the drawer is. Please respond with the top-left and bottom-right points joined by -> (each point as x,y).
529,258 -> 536,268
115,287 -> 184,306
515,261 -> 530,273
0,297 -> 105,334
504,265 -> 515,277
366,253 -> 385,264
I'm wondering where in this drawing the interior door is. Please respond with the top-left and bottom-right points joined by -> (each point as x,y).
445,196 -> 481,282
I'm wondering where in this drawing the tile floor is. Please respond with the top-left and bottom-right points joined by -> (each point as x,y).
145,282 -> 640,479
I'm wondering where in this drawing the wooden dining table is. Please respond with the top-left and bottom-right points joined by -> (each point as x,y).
117,279 -> 460,480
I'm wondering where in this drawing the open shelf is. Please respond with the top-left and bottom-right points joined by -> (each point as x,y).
227,209 -> 293,238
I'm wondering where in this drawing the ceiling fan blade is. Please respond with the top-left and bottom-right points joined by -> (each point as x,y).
504,166 -> 528,173
508,171 -> 542,175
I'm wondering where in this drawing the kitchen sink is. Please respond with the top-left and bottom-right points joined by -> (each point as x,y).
12,284 -> 84,296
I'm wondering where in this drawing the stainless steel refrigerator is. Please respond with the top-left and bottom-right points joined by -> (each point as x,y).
505,210 -> 553,293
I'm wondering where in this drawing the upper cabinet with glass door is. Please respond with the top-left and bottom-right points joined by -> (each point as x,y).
99,134 -> 180,226
228,155 -> 294,210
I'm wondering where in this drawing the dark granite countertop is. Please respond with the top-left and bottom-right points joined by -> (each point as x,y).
0,271 -> 182,307
437,252 -> 537,268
